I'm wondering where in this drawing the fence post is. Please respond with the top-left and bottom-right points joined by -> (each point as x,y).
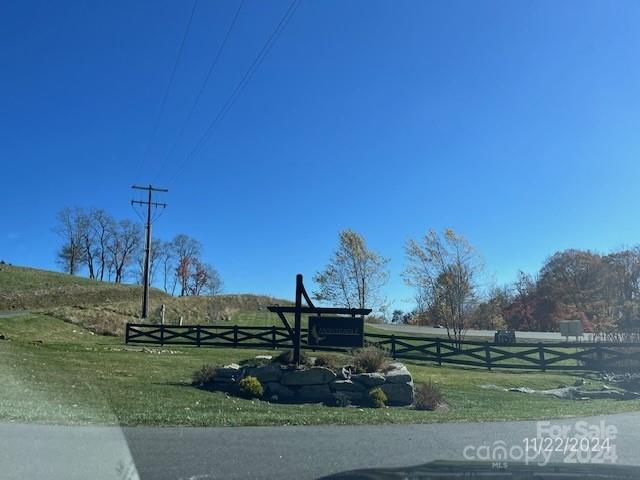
538,343 -> 546,371
436,338 -> 442,366
596,344 -> 604,367
233,325 -> 238,347
485,341 -> 491,370
391,334 -> 396,359
271,326 -> 277,349
160,324 -> 165,347
196,325 -> 201,347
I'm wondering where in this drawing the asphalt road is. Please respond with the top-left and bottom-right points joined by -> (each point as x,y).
374,323 -> 594,341
2,412 -> 639,480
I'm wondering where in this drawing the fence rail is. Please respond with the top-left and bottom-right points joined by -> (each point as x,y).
125,323 -> 640,371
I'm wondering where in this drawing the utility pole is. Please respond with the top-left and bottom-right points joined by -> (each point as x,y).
131,184 -> 168,319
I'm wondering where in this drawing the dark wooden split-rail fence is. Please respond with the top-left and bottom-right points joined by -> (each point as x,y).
125,323 -> 640,372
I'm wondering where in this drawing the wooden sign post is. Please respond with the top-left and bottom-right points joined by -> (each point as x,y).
268,274 -> 371,365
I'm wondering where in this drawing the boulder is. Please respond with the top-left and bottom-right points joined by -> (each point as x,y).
381,382 -> 414,406
330,380 -> 365,392
244,363 -> 283,383
352,372 -> 385,387
328,392 -> 352,407
216,364 -> 241,378
281,367 -> 337,386
342,391 -> 365,403
296,384 -> 333,402
265,382 -> 294,401
384,365 -> 412,384
387,362 -> 406,370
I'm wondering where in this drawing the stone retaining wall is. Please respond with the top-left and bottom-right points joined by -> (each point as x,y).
213,361 -> 414,406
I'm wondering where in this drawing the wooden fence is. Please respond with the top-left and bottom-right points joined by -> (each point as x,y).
125,323 -> 640,371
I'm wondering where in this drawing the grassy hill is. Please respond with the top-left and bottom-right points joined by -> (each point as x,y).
0,264 -> 292,335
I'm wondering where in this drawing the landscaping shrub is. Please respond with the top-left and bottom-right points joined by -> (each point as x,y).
239,376 -> 264,398
353,346 -> 386,373
191,364 -> 216,386
414,381 -> 443,411
275,349 -> 310,365
314,353 -> 339,370
368,387 -> 387,408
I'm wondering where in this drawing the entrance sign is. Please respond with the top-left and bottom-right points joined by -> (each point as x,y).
268,274 -> 371,365
560,320 -> 584,341
308,316 -> 364,348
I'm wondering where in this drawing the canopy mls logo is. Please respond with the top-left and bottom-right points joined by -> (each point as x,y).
307,316 -> 364,348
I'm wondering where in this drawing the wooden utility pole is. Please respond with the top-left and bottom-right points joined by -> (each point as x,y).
131,184 -> 168,319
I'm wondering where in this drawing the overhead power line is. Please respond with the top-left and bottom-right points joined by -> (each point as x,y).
135,0 -> 199,181
131,184 -> 168,319
152,0 -> 246,184
165,0 -> 300,187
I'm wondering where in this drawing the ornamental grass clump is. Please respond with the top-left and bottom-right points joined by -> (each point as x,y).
353,346 -> 386,373
414,381 -> 443,411
314,353 -> 339,370
191,364 -> 216,386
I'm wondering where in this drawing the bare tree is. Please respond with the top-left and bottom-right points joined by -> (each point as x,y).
157,240 -> 176,293
53,207 -> 85,275
403,228 -> 482,342
313,229 -> 389,311
136,238 -> 162,286
107,220 -> 142,283
76,210 -> 96,279
91,209 -> 115,281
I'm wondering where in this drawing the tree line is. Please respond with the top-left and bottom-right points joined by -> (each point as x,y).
313,228 -> 640,340
52,208 -> 640,338
53,207 -> 222,296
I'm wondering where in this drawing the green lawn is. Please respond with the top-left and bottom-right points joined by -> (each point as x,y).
1,314 -> 639,427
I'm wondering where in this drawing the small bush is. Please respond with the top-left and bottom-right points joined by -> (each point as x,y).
275,349 -> 310,365
353,346 -> 387,373
239,376 -> 264,398
192,364 -> 216,386
414,381 -> 443,411
314,353 -> 339,370
368,387 -> 387,408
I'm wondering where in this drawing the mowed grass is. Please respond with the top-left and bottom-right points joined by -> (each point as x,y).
2,314 -> 640,427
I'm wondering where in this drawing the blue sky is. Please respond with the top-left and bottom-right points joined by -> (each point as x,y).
2,0 -> 640,309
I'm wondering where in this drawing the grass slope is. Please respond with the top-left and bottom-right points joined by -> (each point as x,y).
1,313 -> 639,427
0,264 -> 294,335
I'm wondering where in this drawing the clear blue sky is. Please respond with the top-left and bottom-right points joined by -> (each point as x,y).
2,0 -> 640,310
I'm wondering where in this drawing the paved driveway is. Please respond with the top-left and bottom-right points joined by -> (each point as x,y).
374,323 -> 594,341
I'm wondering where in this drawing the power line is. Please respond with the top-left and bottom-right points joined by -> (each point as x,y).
135,0 -> 199,181
165,0 -> 300,187
152,0 -> 245,184
131,184 -> 168,319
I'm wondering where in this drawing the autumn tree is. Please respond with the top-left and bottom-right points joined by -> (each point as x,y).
469,286 -> 510,330
403,228 -> 482,341
313,229 -> 389,311
189,259 -> 223,295
172,234 -> 201,296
